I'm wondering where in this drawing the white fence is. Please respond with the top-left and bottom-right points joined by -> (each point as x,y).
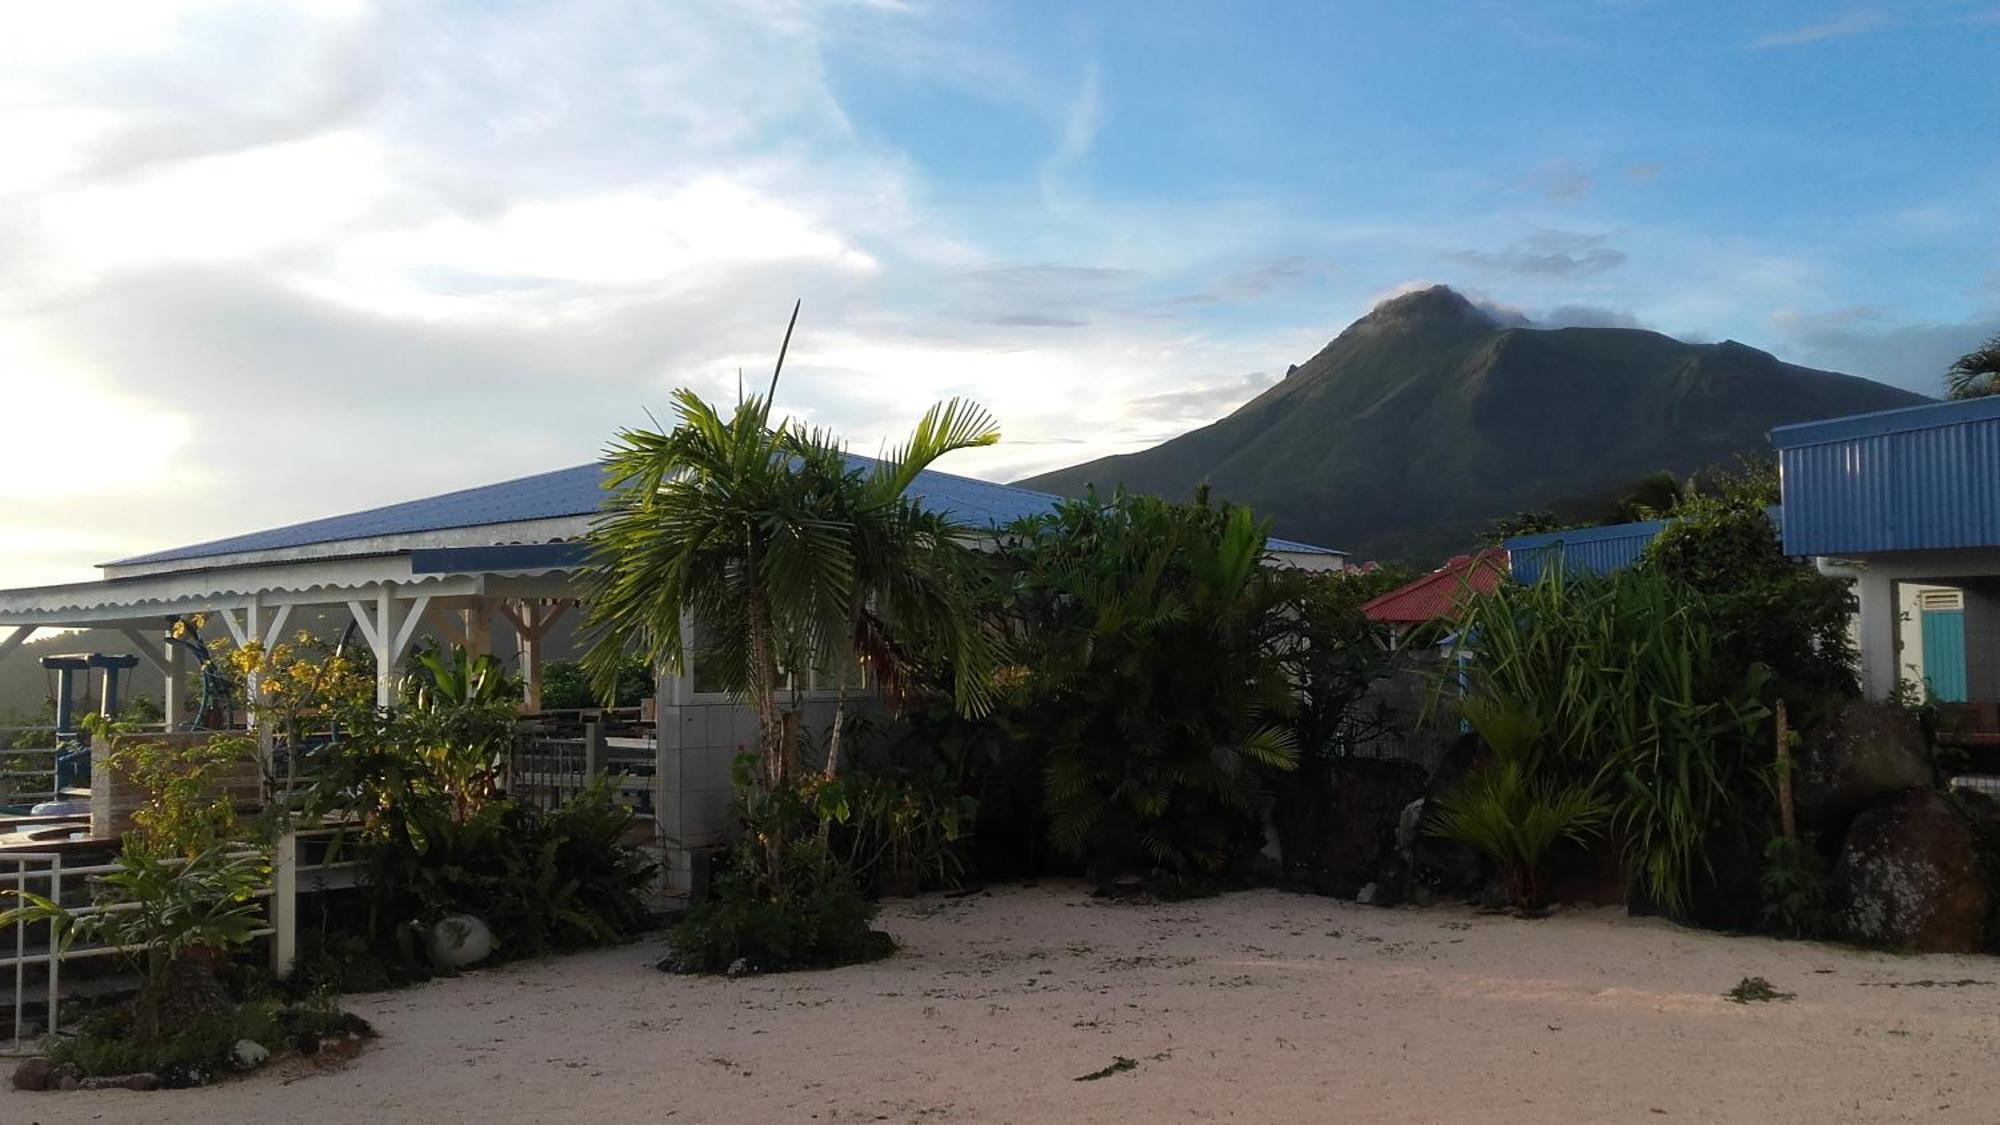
0,826 -> 358,1051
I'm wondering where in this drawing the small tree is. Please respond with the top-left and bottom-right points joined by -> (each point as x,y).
580,385 -> 1001,798
1946,332 -> 2000,400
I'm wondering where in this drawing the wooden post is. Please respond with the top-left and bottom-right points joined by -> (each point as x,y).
269,829 -> 297,979
584,720 -> 606,779
1775,699 -> 1796,841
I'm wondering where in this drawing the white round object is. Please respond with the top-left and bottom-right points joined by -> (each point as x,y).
426,914 -> 495,969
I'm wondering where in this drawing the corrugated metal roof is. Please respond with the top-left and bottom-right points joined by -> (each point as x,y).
113,454 -> 1341,567
1505,520 -> 1670,583
1774,396 -> 2000,556
1359,549 -> 1507,624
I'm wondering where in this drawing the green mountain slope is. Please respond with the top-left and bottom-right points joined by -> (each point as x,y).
1018,286 -> 1928,562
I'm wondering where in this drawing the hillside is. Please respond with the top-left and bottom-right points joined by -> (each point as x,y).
1018,286 -> 1928,562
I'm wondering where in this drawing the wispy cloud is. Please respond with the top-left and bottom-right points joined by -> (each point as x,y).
1447,231 -> 1627,279
1749,9 -> 1888,48
1040,63 -> 1104,212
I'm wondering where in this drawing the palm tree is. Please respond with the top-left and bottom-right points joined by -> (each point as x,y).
579,382 -> 1001,793
1946,332 -> 2000,399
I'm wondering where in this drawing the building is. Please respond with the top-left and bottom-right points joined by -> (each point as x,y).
1501,396 -> 2000,713
0,453 -> 1343,887
1358,549 -> 1508,648
1771,396 -> 2000,705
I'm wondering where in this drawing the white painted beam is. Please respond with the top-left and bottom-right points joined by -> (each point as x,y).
0,625 -> 35,660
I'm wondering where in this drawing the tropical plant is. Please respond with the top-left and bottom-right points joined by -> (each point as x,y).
1001,488 -> 1299,882
1444,567 -> 1771,918
539,656 -> 652,710
1946,331 -> 2000,399
1428,763 -> 1609,913
402,644 -> 520,712
666,833 -> 889,975
308,709 -> 652,966
1759,834 -> 1834,939
3,840 -> 270,1043
580,376 -> 1002,800
1640,489 -> 1857,708
104,732 -> 261,856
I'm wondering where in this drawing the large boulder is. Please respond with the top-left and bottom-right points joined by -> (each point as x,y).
1273,756 -> 1429,898
1835,789 -> 1988,953
1405,734 -> 1492,903
1795,702 -> 1933,837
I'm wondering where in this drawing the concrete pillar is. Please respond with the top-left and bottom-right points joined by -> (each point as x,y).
1963,580 -> 2000,702
163,633 -> 184,731
1855,569 -> 1900,701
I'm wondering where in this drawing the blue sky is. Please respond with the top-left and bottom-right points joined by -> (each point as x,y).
0,1 -> 1996,587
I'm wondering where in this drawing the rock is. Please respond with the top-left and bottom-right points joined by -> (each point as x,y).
1836,790 -> 1989,953
80,1073 -> 159,1091
1795,701 -> 1933,837
725,957 -> 751,978
1407,736 -> 1493,901
426,914 -> 495,969
1272,756 -> 1429,898
1355,882 -> 1380,905
233,1039 -> 271,1069
11,1056 -> 54,1091
57,1073 -> 80,1091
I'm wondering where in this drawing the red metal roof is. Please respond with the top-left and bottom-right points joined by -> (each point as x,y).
1359,549 -> 1508,624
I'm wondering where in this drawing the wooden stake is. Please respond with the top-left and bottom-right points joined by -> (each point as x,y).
1775,698 -> 1796,841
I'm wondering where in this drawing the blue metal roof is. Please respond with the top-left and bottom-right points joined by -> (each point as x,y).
1505,520 -> 1671,583
114,454 -> 1341,567
1771,395 -> 2000,449
1506,506 -> 1787,582
1774,396 -> 2000,556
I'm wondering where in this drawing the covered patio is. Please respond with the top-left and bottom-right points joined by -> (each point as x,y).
0,455 -> 1347,885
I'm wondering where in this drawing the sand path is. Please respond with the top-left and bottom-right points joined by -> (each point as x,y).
7,883 -> 1999,1123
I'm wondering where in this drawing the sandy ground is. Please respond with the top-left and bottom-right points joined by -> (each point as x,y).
7,883 -> 2000,1124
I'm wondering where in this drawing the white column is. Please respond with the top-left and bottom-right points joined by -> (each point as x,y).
375,587 -> 401,709
245,594 -> 263,731
516,601 -> 543,711
163,634 -> 184,731
1855,568 -> 1900,701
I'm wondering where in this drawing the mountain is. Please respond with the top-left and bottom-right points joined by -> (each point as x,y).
1018,286 -> 1929,563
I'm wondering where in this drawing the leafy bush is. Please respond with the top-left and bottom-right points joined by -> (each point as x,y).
309,706 -> 654,968
666,836 -> 891,975
1426,699 -> 1610,911
1641,488 -> 1857,710
4,841 -> 270,1043
1446,568 -> 1770,918
1429,764 -> 1609,912
104,733 -> 260,856
48,994 -> 373,1088
1759,834 -> 1835,939
540,656 -> 653,710
998,488 -> 1298,883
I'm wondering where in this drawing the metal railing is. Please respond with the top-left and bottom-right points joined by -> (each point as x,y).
0,826 -> 364,1052
509,721 -> 658,817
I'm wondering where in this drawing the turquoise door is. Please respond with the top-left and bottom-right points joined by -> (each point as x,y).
1921,608 -> 1968,703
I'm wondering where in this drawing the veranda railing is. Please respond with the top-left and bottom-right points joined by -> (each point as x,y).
0,826 -> 365,1052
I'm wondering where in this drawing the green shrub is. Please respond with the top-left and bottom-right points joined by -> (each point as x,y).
1446,567 -> 1770,918
999,488 -> 1298,882
309,706 -> 656,968
1641,489 -> 1857,709
666,837 -> 891,975
47,995 -> 374,1088
1759,834 -> 1835,939
1426,699 -> 1610,911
